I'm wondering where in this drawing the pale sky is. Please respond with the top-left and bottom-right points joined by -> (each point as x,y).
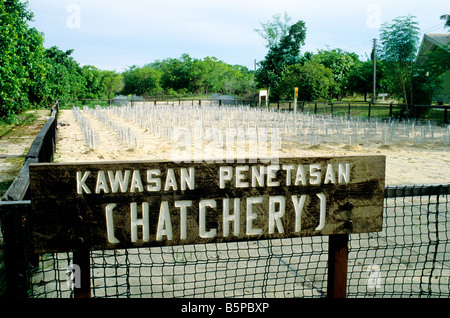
26,0 -> 449,71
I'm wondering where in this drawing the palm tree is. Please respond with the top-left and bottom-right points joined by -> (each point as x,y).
440,14 -> 450,30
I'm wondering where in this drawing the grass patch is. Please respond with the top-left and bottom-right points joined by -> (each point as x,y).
0,148 -> 29,199
0,178 -> 16,198
0,111 -> 40,138
0,110 -> 45,198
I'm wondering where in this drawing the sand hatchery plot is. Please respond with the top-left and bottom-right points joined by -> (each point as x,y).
55,102 -> 450,185
33,101 -> 450,298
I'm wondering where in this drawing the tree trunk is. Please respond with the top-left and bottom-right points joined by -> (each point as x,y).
397,63 -> 409,112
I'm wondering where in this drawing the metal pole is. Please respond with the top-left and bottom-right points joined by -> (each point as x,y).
373,38 -> 377,104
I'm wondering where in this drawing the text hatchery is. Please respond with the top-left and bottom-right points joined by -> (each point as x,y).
30,156 -> 385,253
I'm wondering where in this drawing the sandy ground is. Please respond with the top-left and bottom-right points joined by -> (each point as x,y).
54,107 -> 450,186
0,110 -> 49,187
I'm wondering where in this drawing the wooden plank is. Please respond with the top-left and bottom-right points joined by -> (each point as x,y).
1,158 -> 37,201
26,116 -> 55,160
29,156 -> 385,253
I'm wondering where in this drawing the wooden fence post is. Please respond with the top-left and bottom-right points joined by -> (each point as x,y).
73,243 -> 91,298
0,201 -> 33,298
327,234 -> 349,298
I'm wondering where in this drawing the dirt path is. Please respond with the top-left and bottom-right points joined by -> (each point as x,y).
0,110 -> 49,197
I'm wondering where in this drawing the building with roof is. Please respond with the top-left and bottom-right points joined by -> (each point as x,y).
416,34 -> 450,104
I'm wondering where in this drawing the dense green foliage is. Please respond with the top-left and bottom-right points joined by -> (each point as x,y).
345,59 -> 386,101
43,47 -> 122,102
278,60 -> 335,101
0,0 -> 46,119
312,49 -> 360,99
0,0 -> 122,121
121,54 -> 255,97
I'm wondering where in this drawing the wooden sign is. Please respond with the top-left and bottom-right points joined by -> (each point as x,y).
29,156 -> 385,253
259,90 -> 268,107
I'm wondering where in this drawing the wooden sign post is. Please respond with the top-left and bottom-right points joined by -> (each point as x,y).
73,244 -> 91,298
327,234 -> 349,298
294,87 -> 299,126
259,90 -> 268,108
30,156 -> 385,298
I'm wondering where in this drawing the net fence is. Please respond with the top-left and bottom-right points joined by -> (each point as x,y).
29,184 -> 449,298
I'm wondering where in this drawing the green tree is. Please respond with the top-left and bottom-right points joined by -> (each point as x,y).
379,15 -> 420,105
148,54 -> 255,96
156,54 -> 193,94
278,60 -> 335,101
44,46 -> 86,100
196,56 -> 223,95
411,70 -> 440,107
121,65 -> 162,96
0,0 -> 48,119
256,20 -> 307,100
101,70 -> 124,98
440,14 -> 450,30
312,48 -> 359,99
45,47 -> 122,101
346,59 -> 385,101
222,64 -> 255,96
255,12 -> 292,48
81,65 -> 108,99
